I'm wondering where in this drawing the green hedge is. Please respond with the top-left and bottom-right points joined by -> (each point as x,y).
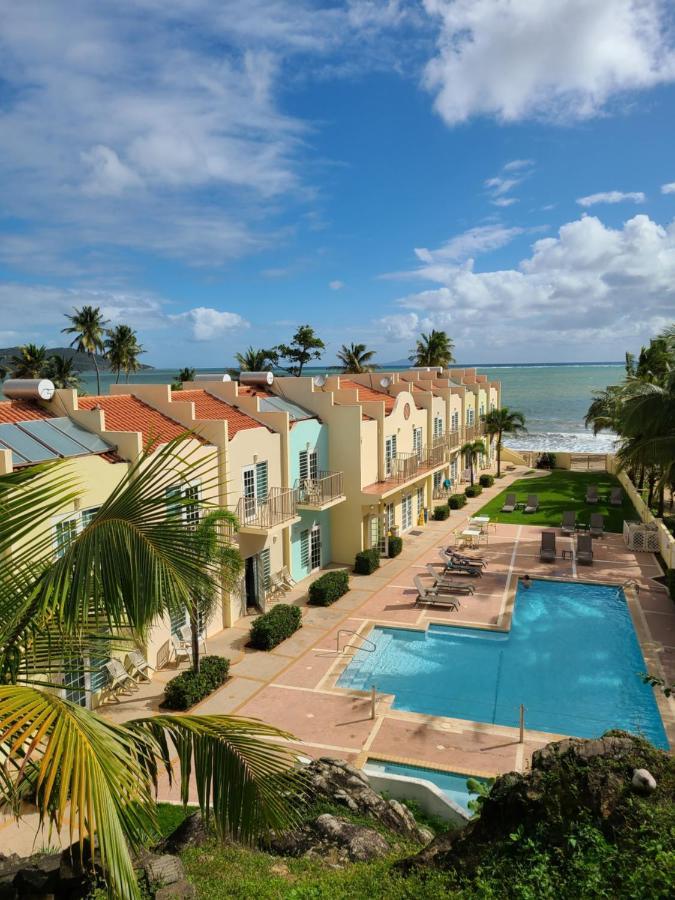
355,548 -> 380,574
479,474 -> 495,488
250,604 -> 302,650
449,493 -> 467,509
433,505 -> 450,520
388,536 -> 403,558
163,655 -> 230,711
465,484 -> 483,498
308,570 -> 350,606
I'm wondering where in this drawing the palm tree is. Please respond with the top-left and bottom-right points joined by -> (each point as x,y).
63,306 -> 107,394
461,439 -> 486,486
410,330 -> 455,369
235,346 -> 279,372
0,442 -> 301,899
105,324 -> 144,384
336,342 -> 377,374
171,367 -> 196,391
7,344 -> 49,378
483,408 -> 527,476
45,354 -> 81,390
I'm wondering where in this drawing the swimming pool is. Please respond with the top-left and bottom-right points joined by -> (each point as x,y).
365,759 -> 487,814
338,579 -> 668,748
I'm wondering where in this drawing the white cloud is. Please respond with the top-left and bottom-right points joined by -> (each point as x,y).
377,213 -> 675,358
329,280 -> 345,290
492,197 -> 518,208
168,307 -> 249,342
414,225 -> 524,263
661,182 -> 675,194
81,145 -> 143,196
483,159 -> 534,205
423,0 -> 675,124
503,158 -> 535,171
577,190 -> 646,206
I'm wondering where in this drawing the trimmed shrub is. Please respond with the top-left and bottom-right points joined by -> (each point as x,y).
433,505 -> 450,520
465,484 -> 483,498
479,474 -> 495,488
163,655 -> 229,711
355,548 -> 380,574
309,570 -> 350,606
388,536 -> 403,558
448,493 -> 467,510
250,604 -> 302,650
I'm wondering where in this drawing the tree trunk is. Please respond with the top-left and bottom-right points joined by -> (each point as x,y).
496,436 -> 502,477
189,600 -> 200,673
115,368 -> 120,384
647,471 -> 656,509
469,458 -> 474,486
92,352 -> 101,394
638,465 -> 645,490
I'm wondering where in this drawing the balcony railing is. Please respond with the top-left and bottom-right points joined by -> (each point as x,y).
294,471 -> 344,507
388,445 -> 446,483
236,487 -> 298,530
421,442 -> 446,468
446,429 -> 461,450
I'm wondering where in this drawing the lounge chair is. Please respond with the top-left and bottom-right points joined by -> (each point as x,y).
501,492 -> 517,513
438,550 -> 482,576
585,485 -> 599,504
447,549 -> 488,569
540,530 -> 556,562
413,576 -> 460,610
179,623 -> 207,654
524,494 -> 539,513
171,633 -> 192,665
589,513 -> 604,538
104,659 -> 138,701
609,486 -> 623,506
561,510 -> 576,536
425,564 -> 474,594
280,567 -> 297,589
576,533 -> 594,564
125,650 -> 152,683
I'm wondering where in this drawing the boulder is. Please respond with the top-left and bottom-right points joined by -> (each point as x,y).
269,813 -> 390,864
631,768 -> 657,795
156,814 -> 210,855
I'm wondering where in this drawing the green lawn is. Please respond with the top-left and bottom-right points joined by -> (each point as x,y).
476,470 -> 637,533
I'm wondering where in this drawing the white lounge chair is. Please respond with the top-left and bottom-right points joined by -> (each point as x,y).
104,659 -> 138,701
125,650 -> 152,683
501,492 -> 517,513
524,494 -> 539,513
178,623 -> 207,655
413,576 -> 460,610
425,564 -> 474,595
171,633 -> 192,665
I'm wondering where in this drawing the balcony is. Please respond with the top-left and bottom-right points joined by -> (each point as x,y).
235,487 -> 299,533
445,429 -> 461,450
363,445 -> 448,499
294,471 -> 346,511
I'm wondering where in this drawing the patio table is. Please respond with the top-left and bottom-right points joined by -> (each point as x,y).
461,528 -> 483,548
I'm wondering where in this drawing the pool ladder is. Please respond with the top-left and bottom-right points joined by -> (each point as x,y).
316,629 -> 376,657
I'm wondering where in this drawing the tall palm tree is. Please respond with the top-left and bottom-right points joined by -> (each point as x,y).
235,346 -> 279,372
0,442 -> 300,899
336,342 -> 377,374
483,408 -> 527,476
105,324 -> 144,384
46,354 -> 82,390
63,306 -> 107,394
461,439 -> 486,486
409,330 -> 455,368
7,344 -> 49,378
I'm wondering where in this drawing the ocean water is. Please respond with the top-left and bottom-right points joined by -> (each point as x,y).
8,362 -> 623,454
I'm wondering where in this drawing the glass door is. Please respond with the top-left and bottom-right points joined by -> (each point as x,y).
242,466 -> 256,522
310,524 -> 321,571
401,494 -> 412,531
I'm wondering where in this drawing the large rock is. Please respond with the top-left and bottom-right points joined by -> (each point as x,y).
156,813 -> 210,855
269,813 -> 390,863
302,758 -> 431,843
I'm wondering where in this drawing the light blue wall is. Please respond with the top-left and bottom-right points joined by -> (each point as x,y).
289,419 -> 332,581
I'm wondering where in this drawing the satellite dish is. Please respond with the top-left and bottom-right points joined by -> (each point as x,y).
379,376 -> 391,389
313,374 -> 327,388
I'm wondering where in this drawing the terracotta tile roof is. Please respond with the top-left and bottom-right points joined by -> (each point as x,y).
177,390 -> 262,437
78,395 -> 187,451
0,400 -> 54,423
340,379 -> 396,413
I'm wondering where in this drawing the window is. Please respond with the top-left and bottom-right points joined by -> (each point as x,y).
433,416 -> 443,438
385,435 -> 397,476
299,449 -> 319,482
310,524 -> 322,571
166,484 -> 201,527
63,658 -> 87,707
412,427 -> 422,459
416,486 -> 425,514
384,502 -> 395,531
466,408 -> 475,426
480,404 -> 485,417
53,506 -> 101,557
401,494 -> 412,531
255,461 -> 268,501
433,470 -> 443,491
451,411 -> 459,432
450,458 -> 458,480
260,548 -> 271,593
300,529 -> 310,569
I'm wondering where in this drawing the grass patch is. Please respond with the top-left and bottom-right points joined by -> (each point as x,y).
156,803 -> 199,839
477,470 -> 637,533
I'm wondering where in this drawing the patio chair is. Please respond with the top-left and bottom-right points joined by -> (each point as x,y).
125,650 -> 152,683
446,547 -> 488,568
438,549 -> 482,576
501,492 -> 517,513
589,513 -> 604,538
171,633 -> 192,665
539,530 -> 556,562
585,484 -> 599,504
609,486 -> 623,506
280,567 -> 297,589
413,576 -> 460,610
524,494 -> 539,513
270,570 -> 291,595
425,564 -> 474,594
576,533 -> 594,565
561,510 -> 576,536
104,659 -> 138,700
179,623 -> 207,654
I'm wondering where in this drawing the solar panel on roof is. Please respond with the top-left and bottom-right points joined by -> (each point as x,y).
48,417 -> 114,454
18,419 -> 93,457
0,440 -> 29,467
0,423 -> 59,462
259,397 -> 315,421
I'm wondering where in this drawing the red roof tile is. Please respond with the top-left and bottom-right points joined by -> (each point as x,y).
0,400 -> 54,424
78,395 -> 186,451
340,379 -> 396,413
177,390 -> 262,437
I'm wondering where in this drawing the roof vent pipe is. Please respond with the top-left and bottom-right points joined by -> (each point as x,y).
192,373 -> 232,382
2,379 -> 56,401
239,371 -> 274,386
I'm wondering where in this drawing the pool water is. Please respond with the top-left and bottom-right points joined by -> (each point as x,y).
365,759 -> 487,814
338,579 -> 668,748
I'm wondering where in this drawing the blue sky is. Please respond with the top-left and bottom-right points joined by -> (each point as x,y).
1,1 -> 675,368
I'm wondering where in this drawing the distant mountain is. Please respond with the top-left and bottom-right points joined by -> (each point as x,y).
0,346 -> 153,373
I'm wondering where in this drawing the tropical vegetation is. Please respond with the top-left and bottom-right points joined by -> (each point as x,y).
275,325 -> 325,377
235,346 -> 279,372
62,305 -> 108,394
409,330 -> 454,369
0,441 -> 300,899
460,438 -> 486,486
105,324 -> 145,383
45,353 -> 82,389
3,343 -> 50,379
336,342 -> 377,373
172,367 -> 196,390
482,407 -> 527,476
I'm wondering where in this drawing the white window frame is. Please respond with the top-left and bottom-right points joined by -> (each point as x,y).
451,411 -> 459,431
384,502 -> 395,531
412,426 -> 423,459
416,486 -> 425,514
401,494 -> 413,531
310,523 -> 322,572
385,435 -> 397,477
433,416 -> 443,438
299,449 -> 319,482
